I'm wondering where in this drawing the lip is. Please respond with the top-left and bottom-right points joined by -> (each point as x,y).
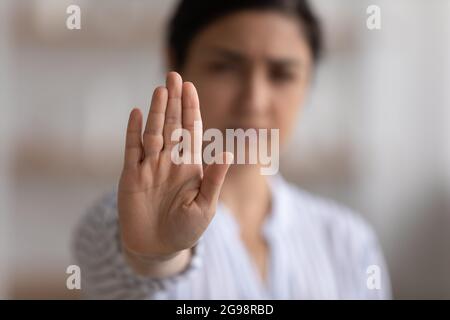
227,124 -> 269,130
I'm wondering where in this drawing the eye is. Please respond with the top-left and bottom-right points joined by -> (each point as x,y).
270,68 -> 296,83
207,61 -> 237,73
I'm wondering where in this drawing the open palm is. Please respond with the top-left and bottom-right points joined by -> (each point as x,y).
118,72 -> 232,258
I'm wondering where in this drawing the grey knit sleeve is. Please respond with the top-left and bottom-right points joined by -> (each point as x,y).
72,190 -> 204,299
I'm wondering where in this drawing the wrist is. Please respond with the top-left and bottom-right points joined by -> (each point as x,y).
122,244 -> 192,277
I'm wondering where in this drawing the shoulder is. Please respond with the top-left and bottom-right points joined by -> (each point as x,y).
276,176 -> 377,246
277,176 -> 385,272
278,177 -> 391,298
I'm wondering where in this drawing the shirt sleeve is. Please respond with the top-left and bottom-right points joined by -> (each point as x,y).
72,191 -> 204,299
330,209 -> 392,300
355,224 -> 392,300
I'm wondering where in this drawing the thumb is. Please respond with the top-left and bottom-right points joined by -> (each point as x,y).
197,152 -> 233,211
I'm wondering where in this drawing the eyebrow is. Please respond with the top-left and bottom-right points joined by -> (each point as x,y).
204,46 -> 302,68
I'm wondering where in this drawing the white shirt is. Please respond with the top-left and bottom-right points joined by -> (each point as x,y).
73,175 -> 391,299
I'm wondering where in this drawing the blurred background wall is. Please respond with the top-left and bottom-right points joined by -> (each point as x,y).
0,0 -> 449,299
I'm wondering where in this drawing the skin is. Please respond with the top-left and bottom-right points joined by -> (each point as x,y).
118,10 -> 313,284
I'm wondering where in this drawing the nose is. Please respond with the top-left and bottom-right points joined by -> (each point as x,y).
238,69 -> 271,116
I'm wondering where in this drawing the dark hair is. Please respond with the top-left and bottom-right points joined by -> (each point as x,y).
167,0 -> 323,71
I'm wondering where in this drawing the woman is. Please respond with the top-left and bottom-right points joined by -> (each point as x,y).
74,0 -> 391,299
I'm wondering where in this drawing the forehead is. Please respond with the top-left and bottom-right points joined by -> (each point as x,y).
190,10 -> 312,63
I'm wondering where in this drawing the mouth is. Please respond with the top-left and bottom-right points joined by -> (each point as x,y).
227,124 -> 270,130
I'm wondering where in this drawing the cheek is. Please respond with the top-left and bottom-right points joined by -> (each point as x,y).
196,80 -> 237,129
272,88 -> 306,142
278,110 -> 298,144
271,108 -> 295,145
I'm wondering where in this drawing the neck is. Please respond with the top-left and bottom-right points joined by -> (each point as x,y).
219,165 -> 271,225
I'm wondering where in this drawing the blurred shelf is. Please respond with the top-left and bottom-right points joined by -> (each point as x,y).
11,0 -> 169,49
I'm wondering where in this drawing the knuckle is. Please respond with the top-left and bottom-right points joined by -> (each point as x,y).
165,115 -> 180,125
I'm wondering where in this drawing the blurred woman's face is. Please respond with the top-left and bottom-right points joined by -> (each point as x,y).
180,10 -> 314,147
